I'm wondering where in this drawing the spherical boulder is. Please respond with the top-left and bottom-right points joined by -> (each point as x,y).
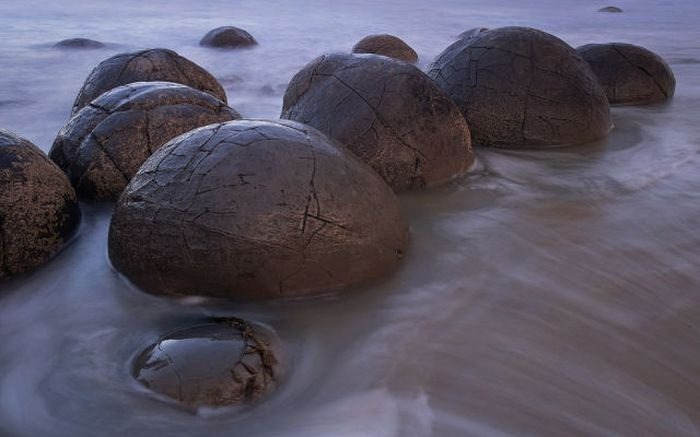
0,130 -> 79,278
50,81 -> 240,201
351,34 -> 418,63
427,26 -> 612,148
108,119 -> 409,298
598,6 -> 623,12
133,317 -> 279,407
281,53 -> 473,191
71,48 -> 227,115
576,43 -> 675,105
199,26 -> 258,49
53,38 -> 105,50
457,27 -> 489,40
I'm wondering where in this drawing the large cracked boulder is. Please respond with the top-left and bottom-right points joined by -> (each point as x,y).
576,43 -> 676,106
427,27 -> 612,148
281,53 -> 473,192
0,130 -> 80,278
134,317 -> 279,407
108,119 -> 409,298
71,49 -> 227,115
351,34 -> 418,63
50,81 -> 240,201
199,26 -> 257,49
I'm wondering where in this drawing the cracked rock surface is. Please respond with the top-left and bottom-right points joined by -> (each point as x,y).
427,26 -> 612,148
0,129 -> 80,279
351,34 -> 418,63
199,26 -> 258,49
576,43 -> 676,106
71,48 -> 227,115
281,53 -> 473,192
108,119 -> 408,298
457,27 -> 489,41
50,81 -> 240,201
133,317 -> 279,407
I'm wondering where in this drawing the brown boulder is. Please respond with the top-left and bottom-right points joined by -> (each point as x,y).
199,26 -> 258,49
351,34 -> 418,63
281,53 -> 473,192
0,130 -> 79,278
457,27 -> 489,40
576,43 -> 675,105
71,48 -> 227,115
427,26 -> 612,148
108,119 -> 409,298
50,81 -> 240,201
133,317 -> 279,407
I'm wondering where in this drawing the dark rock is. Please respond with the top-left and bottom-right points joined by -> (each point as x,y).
281,53 -> 473,191
133,317 -> 279,407
108,119 -> 408,298
53,38 -> 105,50
0,129 -> 79,278
351,34 -> 418,63
598,6 -> 623,12
50,81 -> 240,201
457,27 -> 489,40
576,43 -> 675,105
427,26 -> 612,148
199,26 -> 257,49
71,49 -> 227,115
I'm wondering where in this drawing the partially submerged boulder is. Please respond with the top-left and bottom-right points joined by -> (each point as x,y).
598,6 -> 623,12
0,130 -> 79,278
71,48 -> 226,115
199,26 -> 258,49
351,34 -> 418,63
282,53 -> 473,191
50,81 -> 240,201
53,38 -> 105,50
427,26 -> 612,148
134,317 -> 279,407
109,119 -> 409,298
576,43 -> 675,105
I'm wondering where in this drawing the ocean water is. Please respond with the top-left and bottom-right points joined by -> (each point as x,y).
1,0 -> 700,435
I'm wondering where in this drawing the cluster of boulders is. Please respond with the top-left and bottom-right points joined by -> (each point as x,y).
1,24 -> 675,409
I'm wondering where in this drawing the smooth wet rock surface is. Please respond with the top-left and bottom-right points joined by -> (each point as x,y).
133,318 -> 279,408
53,38 -> 104,49
427,26 -> 612,148
109,119 -> 409,298
50,81 -> 240,201
577,42 -> 676,105
282,53 -> 473,191
0,129 -> 79,278
200,26 -> 257,48
71,48 -> 227,115
351,34 -> 418,62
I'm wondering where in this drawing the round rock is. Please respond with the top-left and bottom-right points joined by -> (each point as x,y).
0,130 -> 79,278
576,43 -> 675,105
134,318 -> 279,407
427,26 -> 612,148
53,38 -> 105,50
71,48 -> 227,115
108,119 -> 409,298
281,53 -> 473,191
351,34 -> 418,63
199,26 -> 258,49
598,6 -> 623,12
50,81 -> 240,201
457,27 -> 489,40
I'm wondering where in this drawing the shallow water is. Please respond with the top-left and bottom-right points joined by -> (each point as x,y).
1,0 -> 700,435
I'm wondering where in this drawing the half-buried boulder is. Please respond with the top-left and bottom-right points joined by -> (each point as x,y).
598,6 -> 623,12
53,38 -> 105,50
281,53 -> 473,191
50,81 -> 240,201
199,26 -> 258,49
576,43 -> 675,105
351,34 -> 418,63
108,119 -> 409,298
71,48 -> 227,115
427,26 -> 612,148
133,317 -> 279,407
0,129 -> 79,278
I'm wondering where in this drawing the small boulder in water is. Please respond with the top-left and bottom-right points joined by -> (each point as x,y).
133,317 -> 280,408
53,38 -> 105,50
351,34 -> 418,63
71,48 -> 227,115
576,43 -> 676,105
598,6 -> 623,12
199,26 -> 257,49
0,129 -> 80,278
